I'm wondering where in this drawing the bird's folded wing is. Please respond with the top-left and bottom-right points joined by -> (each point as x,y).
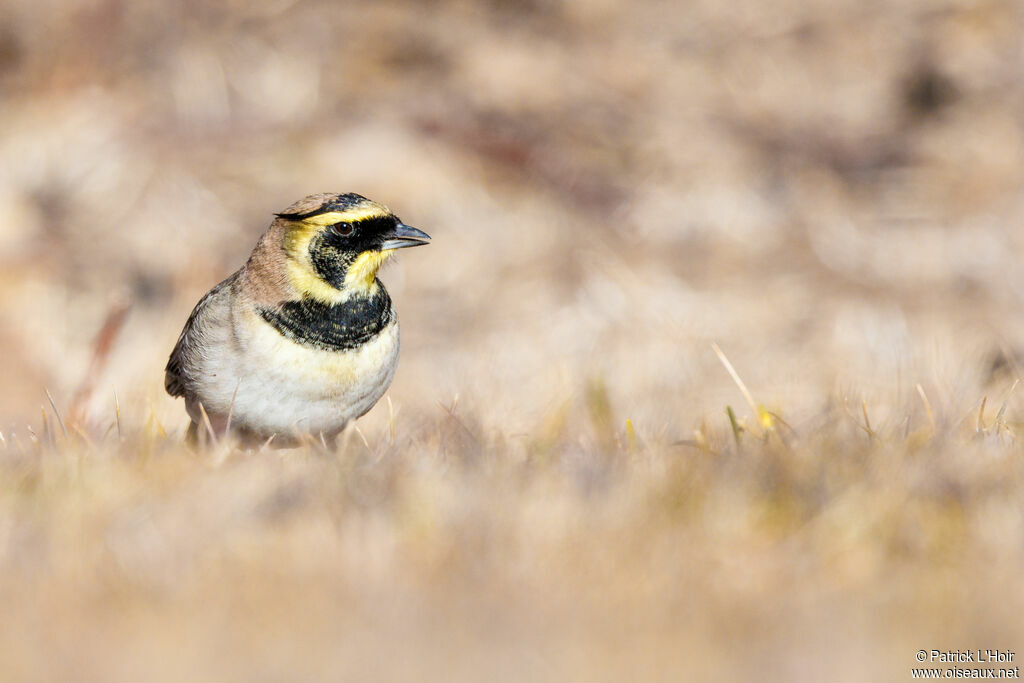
164,274 -> 237,397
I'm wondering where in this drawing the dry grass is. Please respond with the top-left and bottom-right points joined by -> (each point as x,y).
2,0 -> 1024,679
2,385 -> 1024,681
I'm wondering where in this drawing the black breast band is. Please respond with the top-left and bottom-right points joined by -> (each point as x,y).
258,289 -> 393,351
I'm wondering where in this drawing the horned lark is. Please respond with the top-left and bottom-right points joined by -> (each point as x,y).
165,192 -> 430,444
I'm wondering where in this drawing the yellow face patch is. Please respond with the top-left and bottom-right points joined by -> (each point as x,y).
280,203 -> 396,303
345,249 -> 395,291
282,222 -> 344,303
285,259 -> 348,304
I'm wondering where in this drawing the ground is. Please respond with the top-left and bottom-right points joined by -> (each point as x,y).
0,0 -> 1023,680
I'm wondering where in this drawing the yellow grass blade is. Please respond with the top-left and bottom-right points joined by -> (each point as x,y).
916,384 -> 936,433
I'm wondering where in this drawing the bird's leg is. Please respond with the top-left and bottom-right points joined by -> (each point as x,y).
186,421 -> 199,448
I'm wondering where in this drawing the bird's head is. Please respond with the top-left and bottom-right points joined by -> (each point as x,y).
274,193 -> 430,303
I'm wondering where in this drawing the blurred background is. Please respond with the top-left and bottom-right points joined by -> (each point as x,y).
1,0 -> 1024,680
1,0 -> 1021,433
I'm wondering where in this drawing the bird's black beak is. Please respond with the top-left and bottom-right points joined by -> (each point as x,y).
381,223 -> 431,250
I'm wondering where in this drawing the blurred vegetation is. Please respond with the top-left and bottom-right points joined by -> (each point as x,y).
0,0 -> 1023,680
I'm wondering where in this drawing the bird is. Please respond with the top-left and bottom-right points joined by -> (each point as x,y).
164,192 -> 430,446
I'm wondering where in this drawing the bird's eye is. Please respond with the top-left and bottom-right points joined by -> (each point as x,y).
333,222 -> 354,236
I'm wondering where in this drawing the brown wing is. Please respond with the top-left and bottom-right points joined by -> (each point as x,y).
164,274 -> 237,397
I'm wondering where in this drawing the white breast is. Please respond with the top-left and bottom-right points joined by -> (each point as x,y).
189,306 -> 400,438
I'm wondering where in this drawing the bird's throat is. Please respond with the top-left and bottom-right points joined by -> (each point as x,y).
344,249 -> 394,292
